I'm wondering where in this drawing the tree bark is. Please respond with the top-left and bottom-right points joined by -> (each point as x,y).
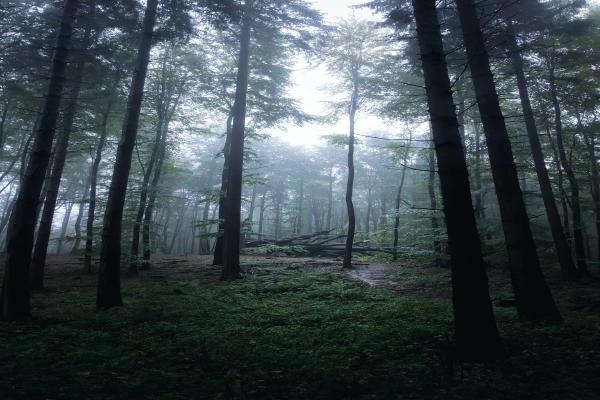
505,25 -> 576,277
129,77 -> 166,273
142,112 -> 168,268
84,95 -> 114,273
212,113 -> 233,265
71,172 -> 91,253
548,62 -> 587,273
1,0 -> 79,319
428,135 -> 442,267
222,8 -> 252,281
96,0 -> 157,310
31,28 -> 90,290
343,66 -> 358,270
392,136 -> 410,262
455,0 -> 561,322
56,200 -> 74,254
411,0 -> 503,361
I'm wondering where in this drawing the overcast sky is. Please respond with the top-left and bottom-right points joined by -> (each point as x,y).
273,0 -> 403,147
273,0 -> 600,147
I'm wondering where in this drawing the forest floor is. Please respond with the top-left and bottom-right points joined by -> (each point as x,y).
1,255 -> 600,400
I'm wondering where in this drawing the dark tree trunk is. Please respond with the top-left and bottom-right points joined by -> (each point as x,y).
548,63 -> 587,274
84,96 -> 113,273
580,112 -> 600,262
212,113 -> 233,265
455,0 -> 561,322
129,92 -> 165,273
428,138 -> 442,267
30,34 -> 89,290
505,26 -> 576,277
411,0 -> 503,361
222,10 -> 251,280
96,0 -> 157,310
343,67 -> 358,270
1,0 -> 79,319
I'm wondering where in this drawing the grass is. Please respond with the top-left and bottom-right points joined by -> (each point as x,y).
1,255 -> 600,399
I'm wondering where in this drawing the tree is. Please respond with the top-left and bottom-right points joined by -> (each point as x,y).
96,0 -> 158,309
407,0 -> 504,361
455,0 -> 561,322
0,0 -> 80,320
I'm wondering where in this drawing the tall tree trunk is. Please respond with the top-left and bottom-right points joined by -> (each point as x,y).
129,88 -> 166,273
580,112 -> 600,263
392,137 -> 410,262
96,0 -> 157,310
326,167 -> 333,230
296,176 -> 304,234
505,25 -> 576,277
455,0 -> 561,322
472,119 -> 485,219
258,189 -> 266,240
142,114 -> 168,268
411,0 -> 503,361
71,172 -> 91,253
548,63 -> 587,273
56,200 -> 74,254
222,9 -> 251,280
343,67 -> 358,270
31,26 -> 90,290
365,186 -> 372,236
428,136 -> 442,267
1,0 -> 79,319
212,113 -> 233,265
84,95 -> 113,273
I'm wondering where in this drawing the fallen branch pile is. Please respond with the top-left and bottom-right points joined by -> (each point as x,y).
244,229 -> 393,257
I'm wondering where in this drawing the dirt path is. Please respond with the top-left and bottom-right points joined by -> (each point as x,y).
348,263 -> 448,299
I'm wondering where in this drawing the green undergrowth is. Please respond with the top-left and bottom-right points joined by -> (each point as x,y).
1,257 -> 599,399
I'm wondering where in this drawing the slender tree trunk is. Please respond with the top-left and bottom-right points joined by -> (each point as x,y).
258,190 -> 266,239
472,119 -> 485,219
31,31 -> 90,290
1,0 -> 79,319
296,176 -> 304,234
222,8 -> 251,280
343,67 -> 358,270
411,0 -> 503,361
56,200 -> 74,254
84,96 -> 113,273
365,186 -> 372,237
0,97 -> 10,156
97,0 -> 157,310
428,137 -> 442,267
71,173 -> 91,253
212,113 -> 233,265
392,139 -> 410,262
326,167 -> 333,230
142,115 -> 168,268
504,27 -> 576,277
455,0 -> 561,322
548,63 -> 587,273
129,90 -> 165,273
580,113 -> 600,263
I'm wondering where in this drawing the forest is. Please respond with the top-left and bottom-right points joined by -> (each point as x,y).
1,0 -> 600,398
